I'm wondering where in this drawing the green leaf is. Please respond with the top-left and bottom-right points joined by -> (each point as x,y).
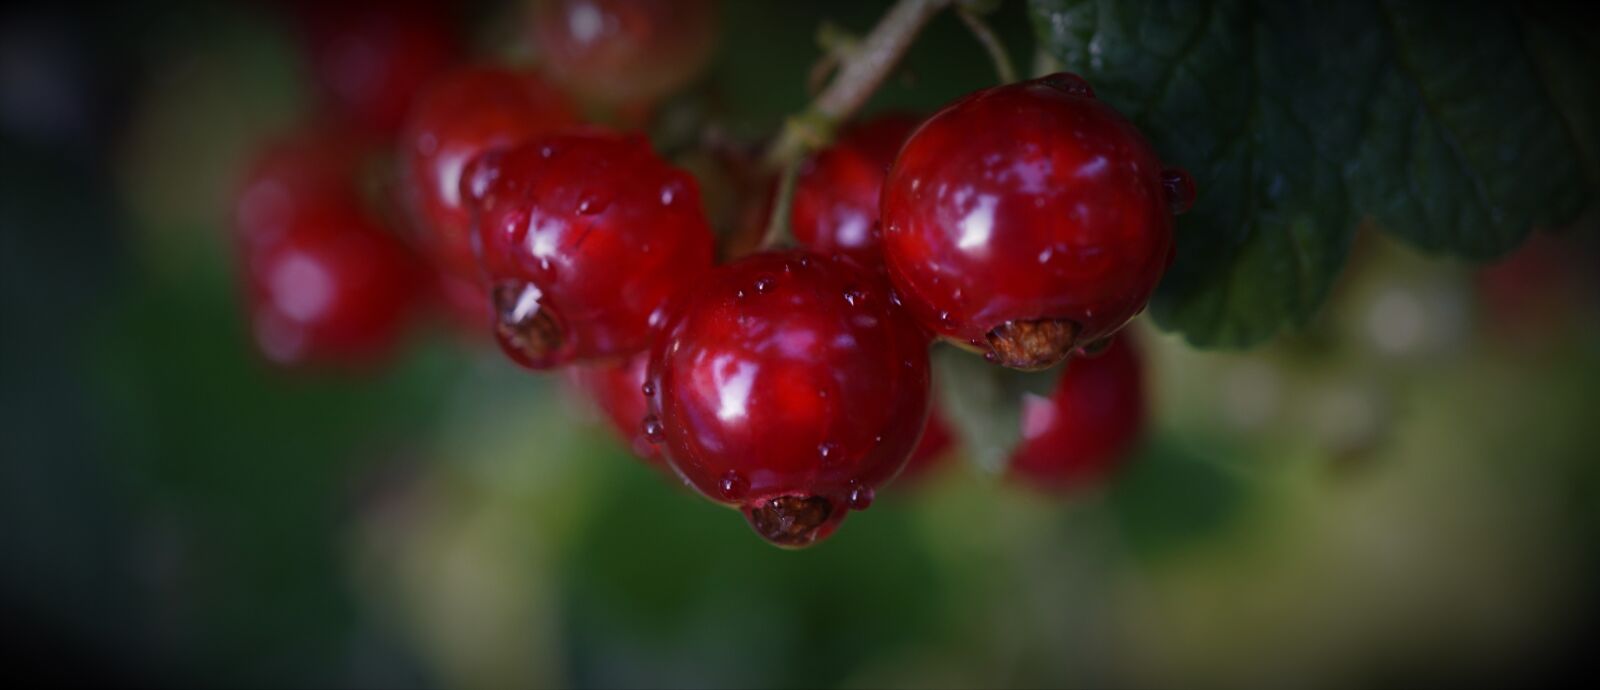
1028,0 -> 1597,347
934,345 -> 1057,473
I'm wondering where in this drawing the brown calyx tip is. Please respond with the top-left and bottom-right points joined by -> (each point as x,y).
985,318 -> 1081,371
492,282 -> 563,361
745,495 -> 834,548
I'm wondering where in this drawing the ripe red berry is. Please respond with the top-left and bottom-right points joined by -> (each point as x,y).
791,113 -> 919,265
399,66 -> 578,283
531,0 -> 718,109
234,127 -> 373,249
468,130 -> 715,369
291,0 -> 460,136
1008,334 -> 1145,490
644,251 -> 932,548
881,73 -> 1192,370
567,350 -> 663,466
241,199 -> 424,367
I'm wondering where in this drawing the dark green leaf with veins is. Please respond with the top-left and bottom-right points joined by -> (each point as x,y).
1029,0 -> 1597,347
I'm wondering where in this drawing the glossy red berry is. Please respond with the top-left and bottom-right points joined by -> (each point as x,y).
468,130 -> 715,369
882,72 -> 1191,370
531,0 -> 718,108
644,251 -> 932,548
291,0 -> 460,136
568,351 -> 663,466
399,66 -> 578,283
791,113 -> 919,265
241,199 -> 425,367
1008,334 -> 1145,490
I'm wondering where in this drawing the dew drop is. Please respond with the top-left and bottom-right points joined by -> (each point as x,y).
1162,168 -> 1196,215
718,471 -> 749,500
843,287 -> 866,306
755,276 -> 775,294
818,442 -> 842,466
735,288 -> 747,300
641,382 -> 655,397
849,486 -> 875,510
642,415 -> 665,443
576,194 -> 610,215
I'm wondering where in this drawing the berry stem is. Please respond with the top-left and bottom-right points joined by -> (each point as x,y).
763,0 -> 955,169
760,158 -> 804,249
955,6 -> 1017,84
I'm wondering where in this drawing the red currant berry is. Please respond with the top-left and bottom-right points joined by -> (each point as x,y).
531,0 -> 718,109
567,350 -> 664,466
644,251 -> 932,548
791,113 -> 919,265
881,73 -> 1189,370
468,130 -> 715,369
242,199 -> 425,368
1008,334 -> 1145,490
569,353 -> 662,467
399,66 -> 578,283
894,404 -> 957,486
291,0 -> 459,136
234,126 -> 373,249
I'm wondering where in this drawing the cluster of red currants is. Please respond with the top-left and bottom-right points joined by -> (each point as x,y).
233,0 -> 1191,548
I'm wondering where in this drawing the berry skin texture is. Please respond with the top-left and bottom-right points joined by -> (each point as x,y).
791,114 -> 920,266
242,199 -> 424,368
468,131 -> 715,370
532,0 -> 718,109
567,351 -> 663,467
881,72 -> 1192,370
400,66 -> 578,283
1008,334 -> 1145,490
644,251 -> 932,548
291,0 -> 459,136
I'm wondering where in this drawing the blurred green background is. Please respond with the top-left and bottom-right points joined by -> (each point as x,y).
3,1 -> 1599,687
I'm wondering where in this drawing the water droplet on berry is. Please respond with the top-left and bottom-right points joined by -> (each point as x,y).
818,441 -> 841,465
735,288 -> 747,300
576,194 -> 609,215
641,382 -> 655,396
718,471 -> 749,500
843,287 -> 866,306
1162,168 -> 1196,214
642,414 -> 665,442
938,311 -> 952,326
797,255 -> 811,268
848,486 -> 875,510
983,350 -> 999,363
755,276 -> 775,293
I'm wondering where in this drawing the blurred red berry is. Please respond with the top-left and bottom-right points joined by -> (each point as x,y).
568,351 -> 663,466
1008,335 -> 1145,490
291,0 -> 460,136
532,0 -> 718,109
399,66 -> 578,283
895,404 -> 956,486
